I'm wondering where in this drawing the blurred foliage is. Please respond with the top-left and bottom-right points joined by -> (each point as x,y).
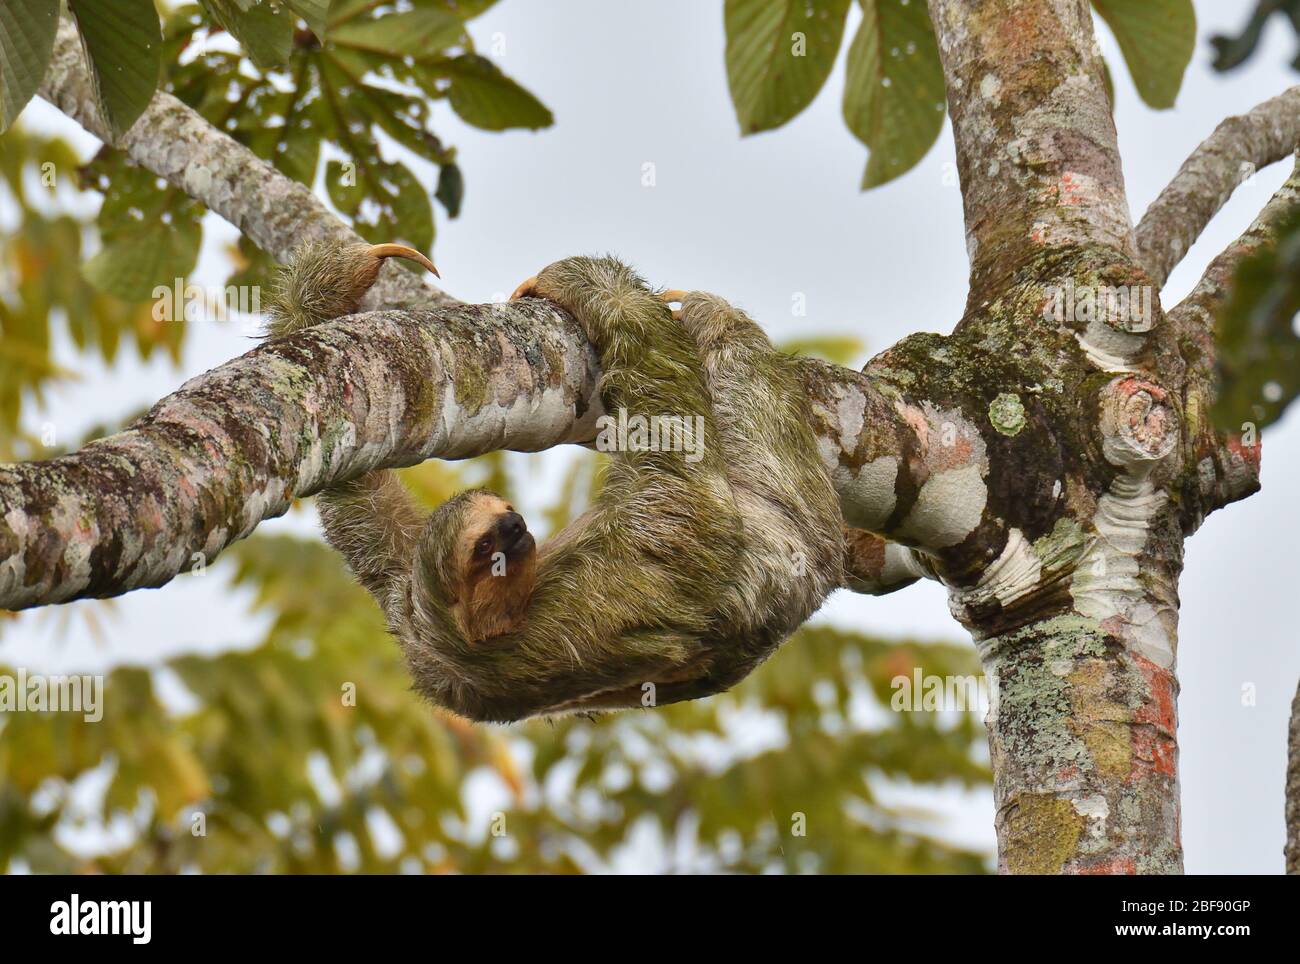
722,0 -> 1194,188
0,0 -> 550,451
1210,0 -> 1300,73
0,126 -> 179,459
100,0 -> 551,297
777,334 -> 865,366
1212,209 -> 1300,432
0,452 -> 991,874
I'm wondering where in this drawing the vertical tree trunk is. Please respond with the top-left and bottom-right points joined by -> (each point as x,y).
924,0 -> 1191,872
980,612 -> 1182,873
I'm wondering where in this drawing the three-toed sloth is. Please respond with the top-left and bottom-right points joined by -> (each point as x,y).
267,245 -> 844,722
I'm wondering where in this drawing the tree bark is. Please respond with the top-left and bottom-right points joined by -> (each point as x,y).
0,305 -> 928,610
924,0 -> 1189,873
1136,86 -> 1300,289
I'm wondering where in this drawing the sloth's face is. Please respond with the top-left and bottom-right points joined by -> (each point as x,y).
452,493 -> 537,641
467,502 -> 535,569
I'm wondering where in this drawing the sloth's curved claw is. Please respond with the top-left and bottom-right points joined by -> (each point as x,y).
510,276 -> 540,301
368,243 -> 440,278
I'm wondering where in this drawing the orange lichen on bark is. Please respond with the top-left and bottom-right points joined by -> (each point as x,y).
1131,654 -> 1179,781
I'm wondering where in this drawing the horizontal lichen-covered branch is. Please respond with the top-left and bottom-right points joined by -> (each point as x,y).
1,300 -> 591,610
0,301 -> 929,611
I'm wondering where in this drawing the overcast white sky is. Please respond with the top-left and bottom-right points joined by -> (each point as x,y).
4,0 -> 1299,873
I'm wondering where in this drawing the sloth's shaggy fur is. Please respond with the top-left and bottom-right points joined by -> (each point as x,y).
268,247 -> 843,722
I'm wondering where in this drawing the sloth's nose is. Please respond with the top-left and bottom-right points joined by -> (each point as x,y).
497,512 -> 527,542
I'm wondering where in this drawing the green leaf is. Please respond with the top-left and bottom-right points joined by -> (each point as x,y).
1211,210 -> 1300,431
67,0 -> 162,138
284,0 -> 330,38
1091,0 -> 1195,109
200,0 -> 293,69
329,8 -> 465,57
436,162 -> 464,218
725,0 -> 851,135
437,54 -> 553,131
326,0 -> 377,26
842,0 -> 946,189
0,0 -> 60,133
433,0 -> 500,19
326,157 -> 434,253
81,160 -> 203,301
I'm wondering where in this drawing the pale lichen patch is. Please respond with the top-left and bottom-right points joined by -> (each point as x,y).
1070,476 -> 1174,668
950,527 -> 1041,618
979,72 -> 1002,104
837,455 -> 899,531
899,463 -> 988,549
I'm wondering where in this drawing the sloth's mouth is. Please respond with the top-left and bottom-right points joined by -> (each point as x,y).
506,530 -> 535,556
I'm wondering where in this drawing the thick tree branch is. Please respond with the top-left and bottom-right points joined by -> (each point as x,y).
1168,156 -> 1297,526
36,17 -> 451,312
1137,86 -> 1300,289
1170,154 -> 1300,339
15,16 -> 946,612
927,0 -> 1133,304
0,301 -> 587,609
0,303 -> 927,611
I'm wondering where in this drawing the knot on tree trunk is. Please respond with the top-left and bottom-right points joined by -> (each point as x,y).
1098,377 -> 1179,468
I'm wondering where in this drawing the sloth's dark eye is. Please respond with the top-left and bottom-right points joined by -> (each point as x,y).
475,537 -> 493,556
